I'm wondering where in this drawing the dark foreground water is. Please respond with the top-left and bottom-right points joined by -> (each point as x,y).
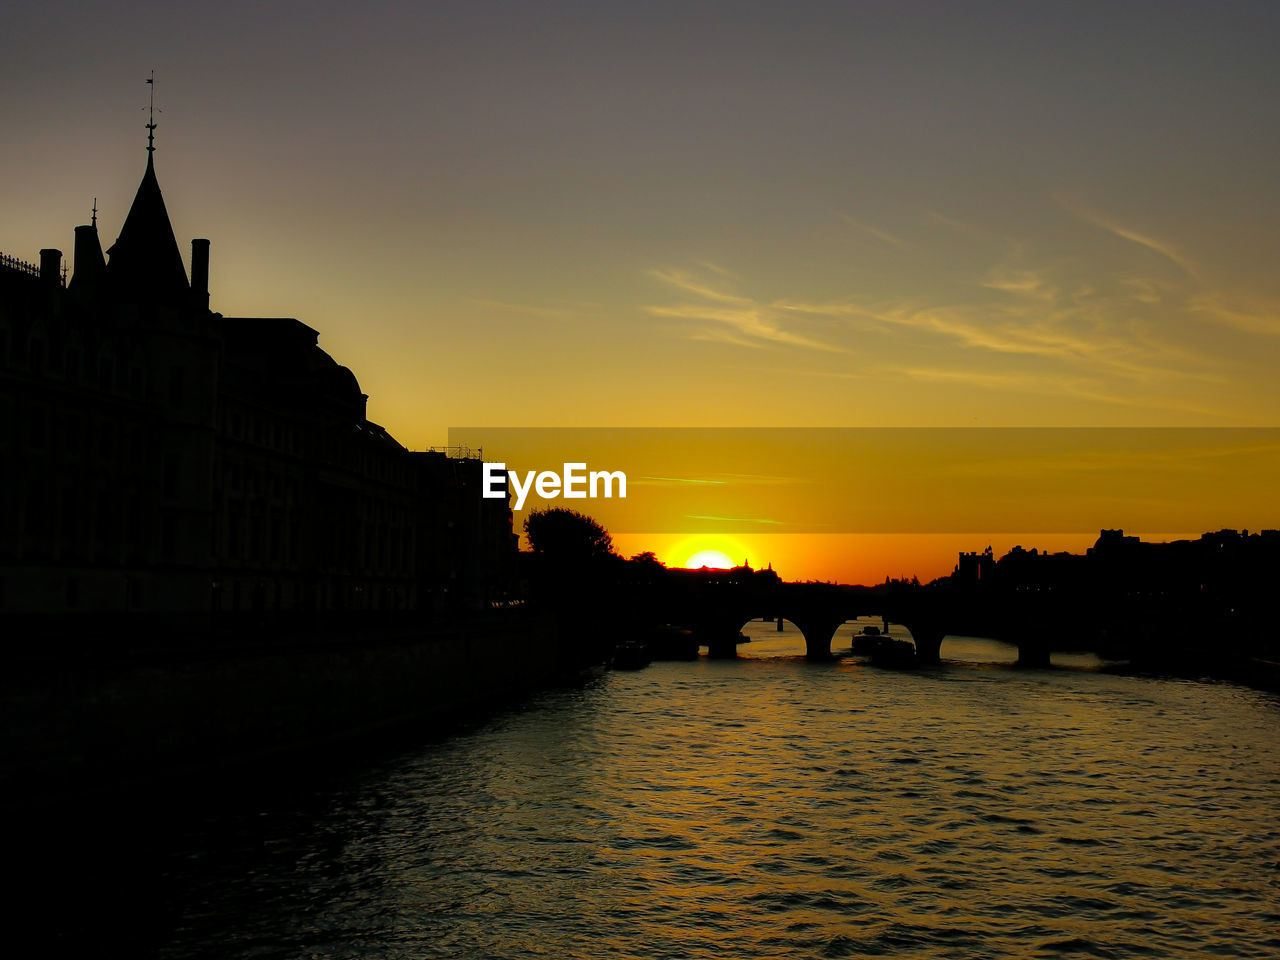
53,626 -> 1280,958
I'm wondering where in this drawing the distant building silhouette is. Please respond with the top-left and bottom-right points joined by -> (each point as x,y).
941,528 -> 1280,663
0,134 -> 515,633
952,546 -> 994,584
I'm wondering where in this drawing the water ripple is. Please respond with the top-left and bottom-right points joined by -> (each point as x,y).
151,633 -> 1280,959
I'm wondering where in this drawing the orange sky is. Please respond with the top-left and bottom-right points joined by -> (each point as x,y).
611,533 -> 1175,584
4,2 -> 1278,582
471,427 -> 1278,582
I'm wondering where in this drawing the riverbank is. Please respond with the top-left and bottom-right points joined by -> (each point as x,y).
0,611 -> 584,810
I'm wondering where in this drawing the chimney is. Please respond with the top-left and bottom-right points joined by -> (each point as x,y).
191,238 -> 210,308
72,225 -> 105,288
39,248 -> 62,286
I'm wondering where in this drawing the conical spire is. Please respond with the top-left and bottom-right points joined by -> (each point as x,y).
105,150 -> 190,302
105,74 -> 190,303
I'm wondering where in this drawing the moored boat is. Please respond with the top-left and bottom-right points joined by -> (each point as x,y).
851,624 -> 883,656
869,637 -> 918,669
610,640 -> 652,670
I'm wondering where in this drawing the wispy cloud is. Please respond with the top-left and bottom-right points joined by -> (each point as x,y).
1060,200 -> 1280,344
892,365 -> 1087,391
646,200 -> 1267,417
1187,295 -> 1280,337
694,260 -> 737,279
931,433 -> 1280,480
979,265 -> 1059,302
923,209 -> 1006,242
777,297 -> 1167,374
1060,201 -> 1201,280
889,364 -> 1228,416
768,232 -> 1226,389
685,327 -> 768,349
685,514 -> 784,525
1120,275 -> 1167,305
648,267 -> 849,353
633,476 -> 727,486
838,213 -> 908,249
633,473 -> 806,488
718,472 -> 810,486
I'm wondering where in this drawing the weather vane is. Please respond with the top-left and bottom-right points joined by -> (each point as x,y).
145,70 -> 158,153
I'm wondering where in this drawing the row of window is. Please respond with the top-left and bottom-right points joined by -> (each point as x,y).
218,403 -> 417,490
0,572 -> 425,613
0,574 -> 143,612
209,578 -> 413,614
217,455 -> 300,501
0,487 -> 178,563
0,401 -> 154,467
222,405 -> 301,454
0,325 -> 196,411
212,503 -> 415,575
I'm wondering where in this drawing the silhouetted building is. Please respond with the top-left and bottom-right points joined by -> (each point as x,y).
1089,528 -> 1140,555
0,136 -> 515,633
953,546 -> 994,584
938,529 -> 1280,660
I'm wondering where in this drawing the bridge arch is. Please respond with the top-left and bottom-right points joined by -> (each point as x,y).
736,616 -> 823,658
695,612 -> 854,660
668,579 -> 953,663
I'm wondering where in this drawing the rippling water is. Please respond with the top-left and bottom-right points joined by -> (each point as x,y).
133,625 -> 1280,957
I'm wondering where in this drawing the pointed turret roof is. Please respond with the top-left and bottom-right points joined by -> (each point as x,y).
106,151 -> 189,302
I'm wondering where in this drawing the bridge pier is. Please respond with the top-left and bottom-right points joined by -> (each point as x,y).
707,638 -> 738,659
792,617 -> 842,660
695,619 -> 746,659
1015,640 -> 1051,669
909,626 -> 945,665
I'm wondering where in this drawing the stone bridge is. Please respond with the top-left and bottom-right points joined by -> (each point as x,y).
649,577 -> 952,663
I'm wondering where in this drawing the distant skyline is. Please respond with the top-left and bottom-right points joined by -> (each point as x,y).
5,1 -> 1278,580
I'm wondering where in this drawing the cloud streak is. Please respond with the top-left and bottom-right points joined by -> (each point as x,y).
645,198 -> 1271,419
1188,295 -> 1280,337
888,364 -> 1230,417
1061,201 -> 1201,280
838,213 -> 908,249
648,268 -> 849,353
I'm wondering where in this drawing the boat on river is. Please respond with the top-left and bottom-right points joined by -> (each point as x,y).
610,640 -> 652,670
852,625 -> 917,668
851,624 -> 883,656
869,637 -> 918,669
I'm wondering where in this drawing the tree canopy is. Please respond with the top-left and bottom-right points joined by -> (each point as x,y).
524,508 -> 615,561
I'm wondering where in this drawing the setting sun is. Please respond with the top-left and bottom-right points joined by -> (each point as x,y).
651,534 -> 755,571
684,549 -> 736,570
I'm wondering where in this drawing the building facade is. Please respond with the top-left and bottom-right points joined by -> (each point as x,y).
0,140 -> 515,635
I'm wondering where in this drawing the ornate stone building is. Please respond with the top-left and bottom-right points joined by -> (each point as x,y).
0,136 -> 515,635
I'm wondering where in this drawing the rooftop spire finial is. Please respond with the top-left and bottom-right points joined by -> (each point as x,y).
145,70 -> 157,154
91,198 -> 98,228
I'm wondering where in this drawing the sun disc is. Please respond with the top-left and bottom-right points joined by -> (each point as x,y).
685,549 -> 735,569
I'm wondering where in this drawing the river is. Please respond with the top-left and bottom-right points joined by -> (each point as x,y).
54,623 -> 1280,958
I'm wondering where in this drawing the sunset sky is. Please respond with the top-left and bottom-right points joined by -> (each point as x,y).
4,1 -> 1278,581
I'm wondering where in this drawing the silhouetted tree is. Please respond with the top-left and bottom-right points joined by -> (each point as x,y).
524,508 -> 614,562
